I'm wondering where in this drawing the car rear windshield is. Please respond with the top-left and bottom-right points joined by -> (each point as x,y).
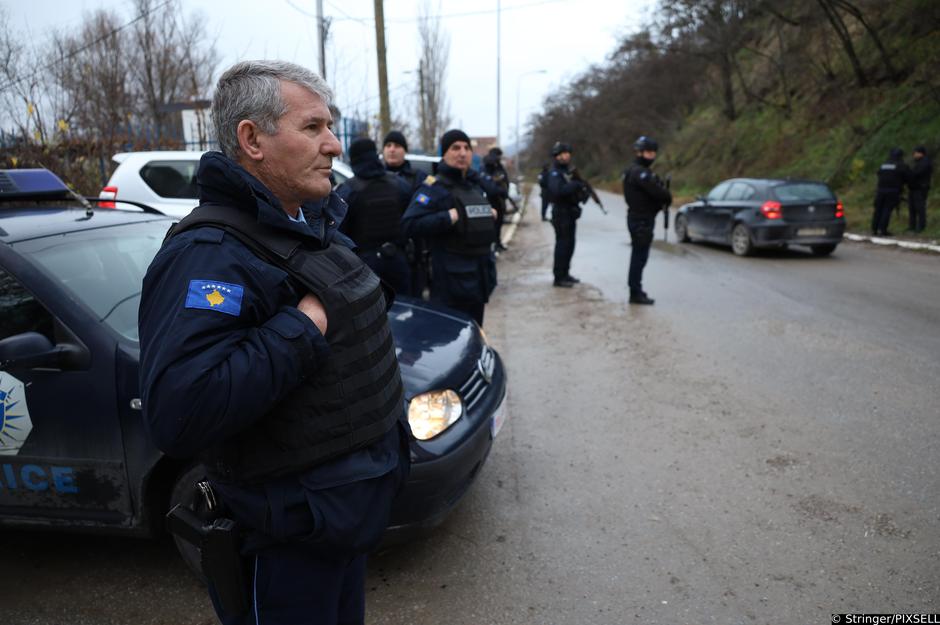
14,220 -> 170,341
140,160 -> 199,198
772,183 -> 835,202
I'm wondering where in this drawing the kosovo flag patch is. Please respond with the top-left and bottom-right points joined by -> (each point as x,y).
185,280 -> 244,316
415,193 -> 430,205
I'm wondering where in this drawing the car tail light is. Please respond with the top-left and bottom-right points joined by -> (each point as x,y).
760,200 -> 782,219
99,185 -> 117,208
835,200 -> 844,218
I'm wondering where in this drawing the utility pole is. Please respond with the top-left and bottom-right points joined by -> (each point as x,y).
496,0 -> 501,146
316,0 -> 327,79
374,0 -> 391,137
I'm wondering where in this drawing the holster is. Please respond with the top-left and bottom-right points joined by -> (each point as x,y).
166,481 -> 249,616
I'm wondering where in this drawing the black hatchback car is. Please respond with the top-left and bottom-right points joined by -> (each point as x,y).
0,169 -> 506,563
674,178 -> 846,256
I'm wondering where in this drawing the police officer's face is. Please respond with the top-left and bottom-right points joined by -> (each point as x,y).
252,81 -> 342,210
640,149 -> 657,161
555,151 -> 571,165
443,141 -> 473,172
383,142 -> 406,167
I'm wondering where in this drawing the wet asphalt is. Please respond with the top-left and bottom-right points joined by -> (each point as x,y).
1,189 -> 937,624
367,190 -> 939,624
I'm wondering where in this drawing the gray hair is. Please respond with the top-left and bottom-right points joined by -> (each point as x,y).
211,60 -> 334,159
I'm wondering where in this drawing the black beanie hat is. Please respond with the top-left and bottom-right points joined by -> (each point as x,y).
440,129 -> 471,155
383,130 -> 408,152
914,145 -> 927,156
348,137 -> 378,165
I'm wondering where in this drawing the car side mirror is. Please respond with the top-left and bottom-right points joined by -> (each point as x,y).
0,332 -> 86,370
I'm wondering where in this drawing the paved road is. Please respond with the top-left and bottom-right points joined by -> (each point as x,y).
2,189 -> 937,624
367,190 -> 940,624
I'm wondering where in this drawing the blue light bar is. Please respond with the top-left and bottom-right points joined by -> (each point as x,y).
0,169 -> 73,200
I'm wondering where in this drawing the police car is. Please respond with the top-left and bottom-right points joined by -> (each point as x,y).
0,169 -> 507,560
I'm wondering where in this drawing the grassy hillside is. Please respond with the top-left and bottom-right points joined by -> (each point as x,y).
610,1 -> 940,239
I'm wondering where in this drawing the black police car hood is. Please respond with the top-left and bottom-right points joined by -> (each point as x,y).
196,150 -> 349,244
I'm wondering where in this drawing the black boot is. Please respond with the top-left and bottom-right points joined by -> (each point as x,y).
629,291 -> 655,305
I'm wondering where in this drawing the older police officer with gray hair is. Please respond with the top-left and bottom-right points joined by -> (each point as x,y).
138,60 -> 410,625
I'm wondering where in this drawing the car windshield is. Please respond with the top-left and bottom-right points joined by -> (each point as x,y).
773,183 -> 834,202
14,220 -> 170,341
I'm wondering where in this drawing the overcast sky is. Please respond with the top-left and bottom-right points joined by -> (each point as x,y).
5,0 -> 655,152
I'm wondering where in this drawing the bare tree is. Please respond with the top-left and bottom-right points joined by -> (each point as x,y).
658,0 -> 754,121
0,7 -> 63,145
130,0 -> 218,140
415,0 -> 450,153
52,10 -> 134,147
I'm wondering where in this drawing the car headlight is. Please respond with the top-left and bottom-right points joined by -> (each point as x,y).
408,389 -> 463,440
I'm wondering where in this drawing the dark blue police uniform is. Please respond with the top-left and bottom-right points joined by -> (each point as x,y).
623,157 -> 672,298
335,155 -> 413,296
401,161 -> 497,325
546,161 -> 586,283
139,151 -> 409,625
872,149 -> 910,236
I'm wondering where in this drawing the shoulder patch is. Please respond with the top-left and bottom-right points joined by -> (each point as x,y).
423,175 -> 437,185
415,192 -> 431,205
640,171 -> 650,180
185,280 -> 244,316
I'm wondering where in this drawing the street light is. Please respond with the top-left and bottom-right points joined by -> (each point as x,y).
515,69 -> 547,170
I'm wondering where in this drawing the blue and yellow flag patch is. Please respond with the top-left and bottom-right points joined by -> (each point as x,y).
415,193 -> 430,205
185,280 -> 244,316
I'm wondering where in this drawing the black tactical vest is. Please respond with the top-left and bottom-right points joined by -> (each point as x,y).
439,178 -> 495,255
344,174 -> 403,249
167,205 -> 404,483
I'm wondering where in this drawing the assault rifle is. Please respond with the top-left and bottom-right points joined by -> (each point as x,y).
570,168 -> 608,215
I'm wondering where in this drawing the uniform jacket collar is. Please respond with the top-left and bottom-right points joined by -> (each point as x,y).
196,151 -> 350,246
351,156 -> 389,179
385,159 -> 414,176
438,161 -> 481,186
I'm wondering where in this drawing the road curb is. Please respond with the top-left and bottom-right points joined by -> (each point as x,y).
844,232 -> 940,254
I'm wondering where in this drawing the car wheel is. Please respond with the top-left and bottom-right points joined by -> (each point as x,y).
675,214 -> 691,242
169,464 -> 208,582
731,223 -> 754,256
810,243 -> 837,256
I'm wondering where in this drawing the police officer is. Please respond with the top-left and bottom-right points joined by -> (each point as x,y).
872,147 -> 910,236
908,146 -> 932,233
382,130 -> 421,191
336,137 -> 412,295
481,147 -> 511,251
402,129 -> 498,325
622,136 -> 671,305
138,60 -> 409,625
546,141 -> 589,288
382,131 -> 431,296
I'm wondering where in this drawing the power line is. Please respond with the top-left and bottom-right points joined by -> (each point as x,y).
0,0 -> 173,94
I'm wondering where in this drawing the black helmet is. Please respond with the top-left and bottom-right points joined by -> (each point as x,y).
551,141 -> 572,156
633,135 -> 659,152
889,147 -> 904,160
